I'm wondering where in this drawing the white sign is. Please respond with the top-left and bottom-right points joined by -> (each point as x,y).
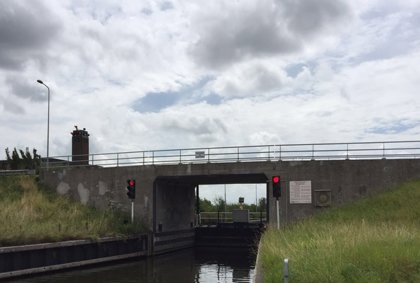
195,151 -> 205,158
289,181 -> 312,204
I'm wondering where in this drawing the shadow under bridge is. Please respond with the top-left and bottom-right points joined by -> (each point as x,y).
152,173 -> 268,253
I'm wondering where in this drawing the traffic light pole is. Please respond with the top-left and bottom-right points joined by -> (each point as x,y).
276,198 -> 280,229
131,200 -> 134,224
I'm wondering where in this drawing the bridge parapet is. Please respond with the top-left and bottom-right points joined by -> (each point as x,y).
42,140 -> 420,169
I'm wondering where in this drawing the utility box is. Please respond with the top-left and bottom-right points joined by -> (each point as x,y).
71,126 -> 89,165
232,209 -> 249,223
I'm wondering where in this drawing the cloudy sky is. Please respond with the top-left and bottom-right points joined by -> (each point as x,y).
1,0 -> 420,202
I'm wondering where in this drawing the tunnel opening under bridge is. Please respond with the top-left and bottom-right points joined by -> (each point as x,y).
153,173 -> 269,233
152,173 -> 269,254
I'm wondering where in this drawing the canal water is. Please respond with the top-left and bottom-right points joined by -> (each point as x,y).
9,248 -> 256,283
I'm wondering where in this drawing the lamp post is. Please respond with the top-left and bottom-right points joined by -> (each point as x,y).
37,80 -> 50,170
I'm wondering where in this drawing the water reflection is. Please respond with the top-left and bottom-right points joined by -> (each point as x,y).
9,248 -> 255,283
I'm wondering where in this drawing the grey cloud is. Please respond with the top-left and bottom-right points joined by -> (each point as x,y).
251,65 -> 284,93
0,0 -> 61,70
285,0 -> 350,37
160,1 -> 174,11
6,75 -> 47,102
191,0 -> 351,69
161,117 -> 227,137
2,99 -> 25,114
213,63 -> 286,98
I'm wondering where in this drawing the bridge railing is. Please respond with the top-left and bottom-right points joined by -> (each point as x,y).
199,211 -> 267,225
41,140 -> 420,168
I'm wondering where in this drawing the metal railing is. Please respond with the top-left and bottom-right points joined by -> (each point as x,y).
41,140 -> 420,168
199,211 -> 267,225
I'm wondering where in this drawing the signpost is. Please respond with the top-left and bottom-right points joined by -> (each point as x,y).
272,176 -> 281,229
276,198 -> 280,229
131,200 -> 134,224
126,179 -> 136,223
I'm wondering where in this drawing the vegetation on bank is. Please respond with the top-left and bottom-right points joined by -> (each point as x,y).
259,180 -> 420,283
0,175 -> 145,246
3,147 -> 40,171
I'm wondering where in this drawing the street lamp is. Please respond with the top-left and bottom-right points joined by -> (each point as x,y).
37,80 -> 50,170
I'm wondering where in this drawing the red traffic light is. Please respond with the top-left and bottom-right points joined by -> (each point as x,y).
272,176 -> 281,198
128,179 -> 135,187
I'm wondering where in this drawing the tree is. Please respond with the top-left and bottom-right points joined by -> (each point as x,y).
258,197 -> 266,212
4,147 -> 41,170
213,197 -> 226,212
199,198 -> 215,212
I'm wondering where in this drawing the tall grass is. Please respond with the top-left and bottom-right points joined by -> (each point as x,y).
0,176 -> 145,246
259,181 -> 420,282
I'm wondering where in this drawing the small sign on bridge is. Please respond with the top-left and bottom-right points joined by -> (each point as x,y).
195,151 -> 205,159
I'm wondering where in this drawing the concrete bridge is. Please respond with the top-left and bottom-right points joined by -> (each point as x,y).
40,141 -> 420,253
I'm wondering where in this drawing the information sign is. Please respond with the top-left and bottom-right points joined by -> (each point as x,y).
289,181 -> 312,204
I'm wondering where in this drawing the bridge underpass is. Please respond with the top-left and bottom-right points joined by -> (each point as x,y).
154,173 -> 269,233
153,174 -> 268,253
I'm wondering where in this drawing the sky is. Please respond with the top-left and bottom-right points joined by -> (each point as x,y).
1,0 -> 420,204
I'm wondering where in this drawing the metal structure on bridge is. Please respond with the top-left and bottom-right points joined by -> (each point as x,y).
42,140 -> 420,168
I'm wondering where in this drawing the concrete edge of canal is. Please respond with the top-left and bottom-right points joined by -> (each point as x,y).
1,225 -> 263,281
0,235 -> 151,280
253,239 -> 264,283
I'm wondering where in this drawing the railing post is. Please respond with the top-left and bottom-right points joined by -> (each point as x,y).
268,145 -> 271,161
346,143 -> 349,160
152,151 -> 154,165
237,147 -> 240,162
91,154 -> 94,165
279,145 -> 282,161
116,153 -> 119,167
311,144 -> 315,160
284,258 -> 289,283
143,151 -> 145,165
179,149 -> 182,164
208,148 -> 210,163
382,142 -> 386,159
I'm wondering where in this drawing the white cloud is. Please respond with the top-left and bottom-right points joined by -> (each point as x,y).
0,0 -> 419,162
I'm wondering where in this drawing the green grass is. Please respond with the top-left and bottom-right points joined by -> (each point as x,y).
0,175 -> 146,246
259,180 -> 420,283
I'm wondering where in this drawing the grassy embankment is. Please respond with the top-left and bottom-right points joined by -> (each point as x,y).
259,180 -> 420,282
0,175 -> 145,246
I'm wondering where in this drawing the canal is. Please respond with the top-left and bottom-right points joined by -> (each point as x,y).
8,248 -> 256,283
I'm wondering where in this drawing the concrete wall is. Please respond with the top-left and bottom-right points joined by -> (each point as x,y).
271,159 -> 420,224
42,166 -> 156,230
41,159 -> 420,232
154,180 -> 195,232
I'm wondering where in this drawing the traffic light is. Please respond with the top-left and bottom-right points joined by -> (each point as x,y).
272,176 -> 281,199
126,179 -> 136,200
